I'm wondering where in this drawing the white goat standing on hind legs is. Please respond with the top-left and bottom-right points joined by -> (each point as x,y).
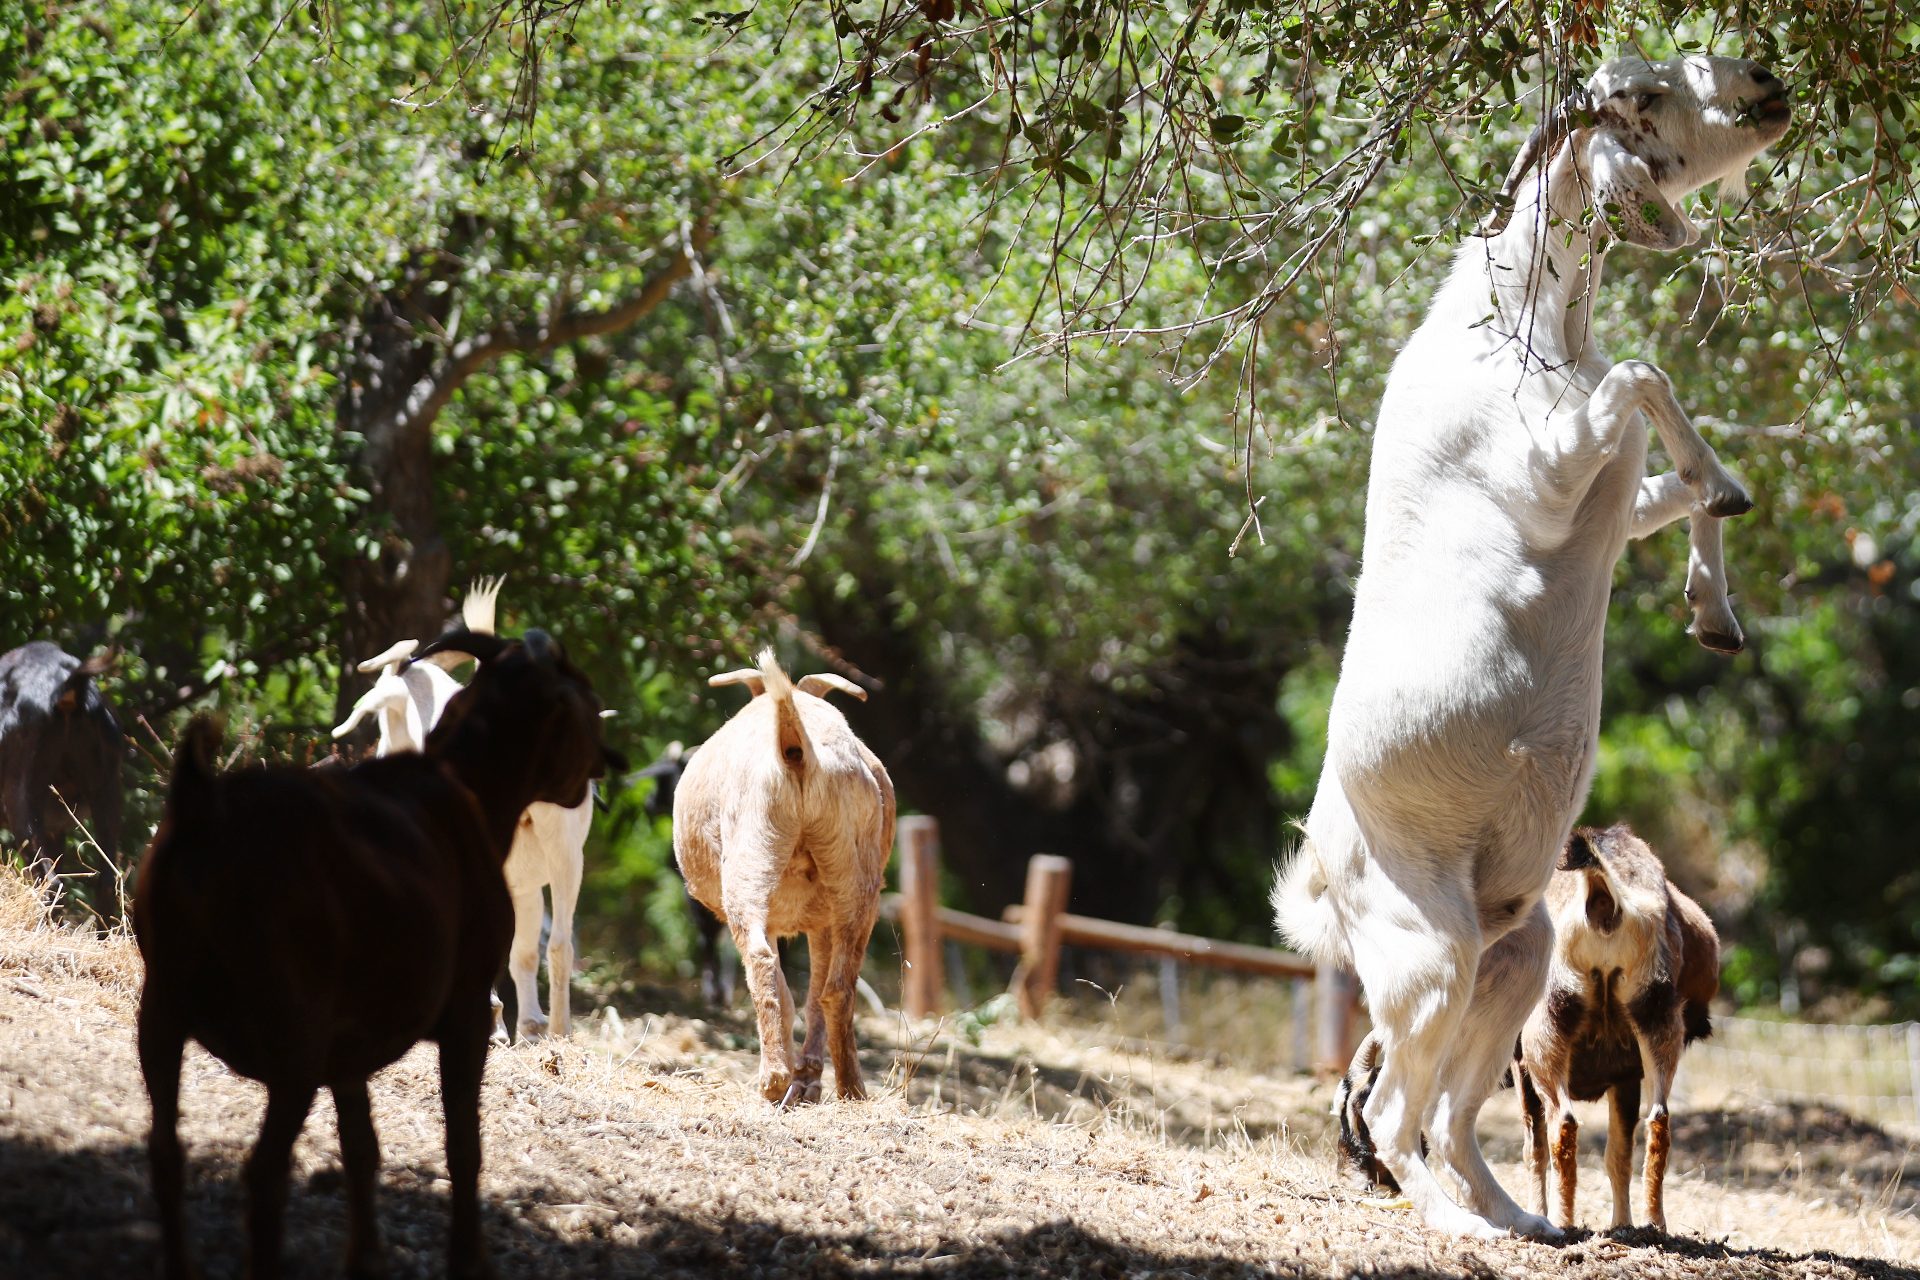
1273,55 -> 1791,1239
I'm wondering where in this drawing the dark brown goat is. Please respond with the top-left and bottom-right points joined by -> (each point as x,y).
1513,824 -> 1719,1233
134,628 -> 621,1280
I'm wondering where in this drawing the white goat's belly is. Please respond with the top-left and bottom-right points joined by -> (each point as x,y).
1323,494 -> 1624,868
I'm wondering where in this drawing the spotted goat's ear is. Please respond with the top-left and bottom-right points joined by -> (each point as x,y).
1581,129 -> 1696,250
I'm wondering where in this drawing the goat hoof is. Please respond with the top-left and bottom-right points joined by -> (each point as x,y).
516,1018 -> 550,1043
1702,484 -> 1753,519
488,1024 -> 510,1048
778,1077 -> 822,1108
1694,626 -> 1744,655
1510,1211 -> 1562,1241
757,1068 -> 794,1104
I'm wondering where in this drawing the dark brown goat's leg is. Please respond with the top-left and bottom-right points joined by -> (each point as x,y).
246,1081 -> 317,1280
138,992 -> 192,1280
333,1078 -> 386,1278
439,1012 -> 495,1279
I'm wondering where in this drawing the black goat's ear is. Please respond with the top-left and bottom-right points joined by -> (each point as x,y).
522,629 -> 558,665
415,627 -> 512,667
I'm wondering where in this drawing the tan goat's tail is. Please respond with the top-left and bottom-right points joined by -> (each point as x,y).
757,648 -> 812,774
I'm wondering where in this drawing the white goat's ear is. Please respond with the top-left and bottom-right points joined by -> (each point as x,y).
355,638 -> 418,675
1582,130 -> 1696,250
796,673 -> 866,702
708,668 -> 766,697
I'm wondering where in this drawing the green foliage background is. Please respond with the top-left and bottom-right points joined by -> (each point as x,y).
2,0 -> 1915,1013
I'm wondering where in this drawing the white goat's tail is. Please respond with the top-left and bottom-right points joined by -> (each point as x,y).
1272,830 -> 1348,966
463,575 -> 505,635
757,648 -> 812,775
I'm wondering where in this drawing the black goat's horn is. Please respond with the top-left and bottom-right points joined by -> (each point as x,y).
522,629 -> 558,664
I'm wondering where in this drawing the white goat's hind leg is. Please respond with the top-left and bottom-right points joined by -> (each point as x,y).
1348,884 -> 1499,1236
506,879 -> 549,1040
1685,511 -> 1742,654
1427,904 -> 1558,1239
546,850 -> 581,1040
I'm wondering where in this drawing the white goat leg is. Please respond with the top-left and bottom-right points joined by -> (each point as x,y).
504,875 -> 549,1041
1630,472 -> 1742,652
544,808 -> 585,1039
1684,511 -> 1743,653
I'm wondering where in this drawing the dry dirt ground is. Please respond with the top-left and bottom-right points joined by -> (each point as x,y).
2,883 -> 1917,1280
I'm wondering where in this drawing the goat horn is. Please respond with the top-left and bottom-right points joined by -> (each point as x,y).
796,673 -> 867,702
354,638 -> 419,675
415,627 -> 512,668
709,668 -> 766,696
1479,88 -> 1593,237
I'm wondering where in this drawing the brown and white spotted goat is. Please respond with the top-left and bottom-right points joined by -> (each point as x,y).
1513,825 -> 1719,1233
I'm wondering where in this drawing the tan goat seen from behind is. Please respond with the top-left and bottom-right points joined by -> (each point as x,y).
1514,825 -> 1719,1233
673,650 -> 894,1105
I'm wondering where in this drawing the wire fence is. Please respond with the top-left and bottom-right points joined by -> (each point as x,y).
1683,1015 -> 1920,1129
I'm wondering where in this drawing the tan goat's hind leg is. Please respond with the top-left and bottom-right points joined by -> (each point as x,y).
732,918 -> 794,1104
787,928 -> 833,1106
1605,1076 -> 1640,1230
827,910 -> 878,1100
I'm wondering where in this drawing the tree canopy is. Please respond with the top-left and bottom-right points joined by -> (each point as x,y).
2,0 -> 1917,1013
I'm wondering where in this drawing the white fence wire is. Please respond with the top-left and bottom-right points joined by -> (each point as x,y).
1683,1015 -> 1920,1129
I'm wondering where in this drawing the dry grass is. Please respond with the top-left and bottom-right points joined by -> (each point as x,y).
2,872 -> 1918,1279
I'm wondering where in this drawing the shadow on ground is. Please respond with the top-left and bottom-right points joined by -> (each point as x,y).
5,1135 -> 1919,1280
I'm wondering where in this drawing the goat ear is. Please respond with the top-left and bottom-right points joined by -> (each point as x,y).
1558,828 -> 1599,872
355,638 -> 419,675
416,627 -> 512,668
1582,130 -> 1696,250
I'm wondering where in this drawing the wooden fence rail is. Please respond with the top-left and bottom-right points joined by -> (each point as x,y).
876,817 -> 1360,1070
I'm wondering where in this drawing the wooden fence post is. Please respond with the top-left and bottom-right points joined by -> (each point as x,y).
897,816 -> 944,1020
1011,854 -> 1072,1019
1315,961 -> 1360,1073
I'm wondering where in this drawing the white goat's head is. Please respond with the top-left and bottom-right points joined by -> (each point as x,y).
1489,54 -> 1791,248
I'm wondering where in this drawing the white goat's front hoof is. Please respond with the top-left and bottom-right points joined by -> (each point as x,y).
1695,472 -> 1753,519
488,1022 -> 511,1048
516,1017 -> 550,1043
1691,618 -> 1744,654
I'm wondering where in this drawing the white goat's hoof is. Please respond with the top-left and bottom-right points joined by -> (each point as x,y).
516,1017 -> 550,1043
1691,620 -> 1744,654
488,1023 -> 510,1048
1697,473 -> 1752,519
1509,1211 -> 1562,1240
